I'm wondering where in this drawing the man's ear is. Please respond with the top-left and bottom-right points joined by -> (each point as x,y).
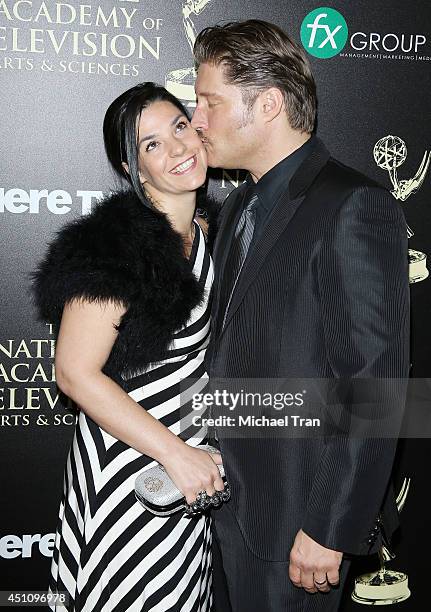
122,162 -> 130,176
259,88 -> 284,123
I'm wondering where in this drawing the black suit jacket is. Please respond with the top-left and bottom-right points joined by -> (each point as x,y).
208,139 -> 409,560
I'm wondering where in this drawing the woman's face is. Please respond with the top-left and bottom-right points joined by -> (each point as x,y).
136,100 -> 207,200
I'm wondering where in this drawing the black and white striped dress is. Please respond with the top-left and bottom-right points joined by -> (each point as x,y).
49,222 -> 214,612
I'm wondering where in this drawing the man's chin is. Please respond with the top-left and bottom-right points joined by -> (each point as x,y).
206,152 -> 233,170
206,155 -> 222,169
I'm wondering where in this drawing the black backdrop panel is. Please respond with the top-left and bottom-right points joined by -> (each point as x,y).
1,1 -> 430,609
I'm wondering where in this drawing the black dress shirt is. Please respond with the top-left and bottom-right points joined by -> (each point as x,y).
245,135 -> 316,245
219,136 -> 316,329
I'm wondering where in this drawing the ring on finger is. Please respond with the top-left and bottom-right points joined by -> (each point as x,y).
196,490 -> 212,508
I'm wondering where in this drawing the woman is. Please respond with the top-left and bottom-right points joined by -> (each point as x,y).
33,83 -> 224,612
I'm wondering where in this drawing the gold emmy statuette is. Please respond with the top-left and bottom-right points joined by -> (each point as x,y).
352,478 -> 411,606
165,0 -> 212,105
374,135 -> 430,283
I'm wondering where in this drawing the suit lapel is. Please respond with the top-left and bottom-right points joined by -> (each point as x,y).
219,138 -> 331,336
221,190 -> 305,334
211,184 -> 247,319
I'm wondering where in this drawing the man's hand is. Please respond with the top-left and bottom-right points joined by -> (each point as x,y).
289,529 -> 343,593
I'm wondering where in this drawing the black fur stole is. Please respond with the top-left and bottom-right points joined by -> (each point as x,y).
32,189 -> 219,381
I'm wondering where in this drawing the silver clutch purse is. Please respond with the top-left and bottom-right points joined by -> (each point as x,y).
135,444 -> 231,517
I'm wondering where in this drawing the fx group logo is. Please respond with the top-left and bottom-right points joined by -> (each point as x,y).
300,7 -> 348,58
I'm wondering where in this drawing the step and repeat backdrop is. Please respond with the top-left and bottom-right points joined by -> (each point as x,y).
1,0 -> 430,609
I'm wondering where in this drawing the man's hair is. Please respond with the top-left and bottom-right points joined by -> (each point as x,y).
194,20 -> 317,133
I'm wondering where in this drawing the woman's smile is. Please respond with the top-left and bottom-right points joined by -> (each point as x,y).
169,154 -> 198,175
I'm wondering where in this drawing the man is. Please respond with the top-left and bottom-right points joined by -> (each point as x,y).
192,20 -> 409,612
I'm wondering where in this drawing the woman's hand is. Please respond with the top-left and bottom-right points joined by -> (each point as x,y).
161,443 -> 225,504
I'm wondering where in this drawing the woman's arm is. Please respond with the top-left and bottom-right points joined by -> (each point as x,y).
55,298 -> 224,503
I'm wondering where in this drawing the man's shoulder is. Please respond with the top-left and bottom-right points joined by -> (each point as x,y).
323,156 -> 387,194
318,157 -> 404,224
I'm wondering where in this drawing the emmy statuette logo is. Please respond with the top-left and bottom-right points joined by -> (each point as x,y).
374,135 -> 430,283
165,0 -> 212,105
300,7 -> 348,59
352,479 -> 411,606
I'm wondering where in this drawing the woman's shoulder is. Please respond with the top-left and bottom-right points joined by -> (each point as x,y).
42,189 -> 158,267
31,190 -> 147,324
65,189 -> 145,243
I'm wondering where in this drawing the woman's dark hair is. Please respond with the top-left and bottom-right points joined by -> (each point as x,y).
194,20 -> 317,134
103,83 -> 189,207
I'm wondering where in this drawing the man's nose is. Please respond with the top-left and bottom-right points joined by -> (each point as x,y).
191,105 -> 208,132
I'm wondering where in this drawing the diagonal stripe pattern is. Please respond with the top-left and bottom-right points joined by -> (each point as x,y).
48,222 -> 214,612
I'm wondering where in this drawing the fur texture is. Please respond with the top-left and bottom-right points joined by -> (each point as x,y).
32,189 -> 219,382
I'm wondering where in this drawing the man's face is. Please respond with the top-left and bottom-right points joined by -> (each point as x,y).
192,62 -> 259,170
